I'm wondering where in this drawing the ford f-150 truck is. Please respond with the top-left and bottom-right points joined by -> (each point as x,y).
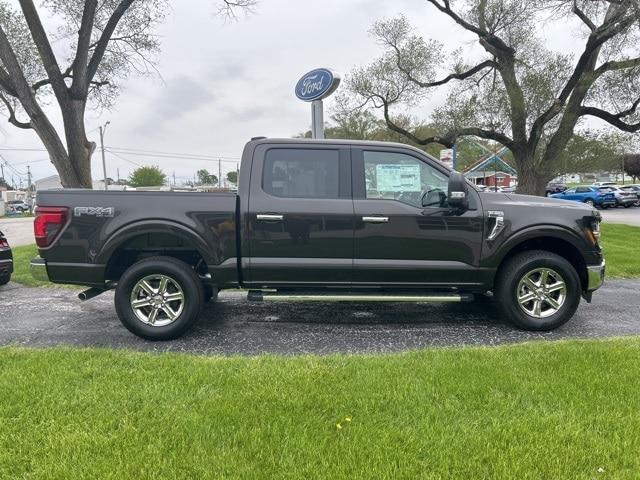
30,138 -> 605,340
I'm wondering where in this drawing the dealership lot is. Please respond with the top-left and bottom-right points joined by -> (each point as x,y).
1,279 -> 639,354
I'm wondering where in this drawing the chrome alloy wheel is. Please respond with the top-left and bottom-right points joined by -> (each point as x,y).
516,268 -> 567,319
130,274 -> 185,327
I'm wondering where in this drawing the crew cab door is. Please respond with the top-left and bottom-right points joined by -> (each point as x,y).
352,147 -> 485,287
246,143 -> 353,286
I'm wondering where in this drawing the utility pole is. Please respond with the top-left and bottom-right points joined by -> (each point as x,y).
173,171 -> 176,187
99,121 -> 110,190
0,163 -> 4,181
27,166 -> 32,203
218,159 -> 222,188
117,168 -> 120,184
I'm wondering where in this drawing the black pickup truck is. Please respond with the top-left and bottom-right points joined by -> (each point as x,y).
31,138 -> 605,340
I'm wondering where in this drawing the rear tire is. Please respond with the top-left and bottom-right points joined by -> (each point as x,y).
0,273 -> 10,286
494,250 -> 581,331
584,199 -> 594,207
115,256 -> 204,340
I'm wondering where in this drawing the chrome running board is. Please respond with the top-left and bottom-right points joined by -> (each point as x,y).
247,291 -> 473,303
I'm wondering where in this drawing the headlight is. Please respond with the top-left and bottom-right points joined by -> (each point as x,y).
591,217 -> 601,241
586,213 -> 601,245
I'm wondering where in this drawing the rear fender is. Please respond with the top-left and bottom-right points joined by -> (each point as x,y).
96,220 -> 216,266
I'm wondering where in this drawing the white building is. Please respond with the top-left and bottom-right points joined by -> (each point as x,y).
34,175 -> 63,191
34,175 -> 132,191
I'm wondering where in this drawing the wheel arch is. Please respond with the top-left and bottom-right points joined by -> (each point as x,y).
98,220 -> 215,282
494,229 -> 589,290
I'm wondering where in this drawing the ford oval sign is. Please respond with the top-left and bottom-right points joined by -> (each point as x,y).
295,68 -> 340,102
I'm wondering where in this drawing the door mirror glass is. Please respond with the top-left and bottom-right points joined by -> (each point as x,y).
448,172 -> 468,211
421,188 -> 447,208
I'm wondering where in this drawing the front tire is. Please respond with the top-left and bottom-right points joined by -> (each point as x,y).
494,250 -> 581,331
115,257 -> 204,340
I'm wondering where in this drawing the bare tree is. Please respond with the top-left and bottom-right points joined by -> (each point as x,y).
0,0 -> 253,188
347,1 -> 640,195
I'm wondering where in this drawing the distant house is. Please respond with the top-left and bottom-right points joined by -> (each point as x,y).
463,154 -> 518,188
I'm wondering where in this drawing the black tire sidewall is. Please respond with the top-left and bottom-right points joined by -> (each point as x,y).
496,252 -> 581,331
115,257 -> 203,340
0,274 -> 10,286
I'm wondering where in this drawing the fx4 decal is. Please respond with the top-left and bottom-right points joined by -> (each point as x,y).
74,206 -> 115,218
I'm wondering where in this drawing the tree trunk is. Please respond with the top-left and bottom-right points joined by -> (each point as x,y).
61,99 -> 94,188
514,153 -> 551,196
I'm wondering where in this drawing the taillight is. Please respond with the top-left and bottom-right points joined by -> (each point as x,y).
0,237 -> 8,248
34,206 -> 69,248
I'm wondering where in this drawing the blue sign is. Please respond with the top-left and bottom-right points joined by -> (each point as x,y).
295,68 -> 340,102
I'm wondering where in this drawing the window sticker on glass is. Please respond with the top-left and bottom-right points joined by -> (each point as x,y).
375,164 -> 421,192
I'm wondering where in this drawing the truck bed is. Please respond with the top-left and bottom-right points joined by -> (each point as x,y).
36,189 -> 239,287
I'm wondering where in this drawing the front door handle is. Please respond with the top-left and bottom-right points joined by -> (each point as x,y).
362,216 -> 389,223
256,214 -> 284,222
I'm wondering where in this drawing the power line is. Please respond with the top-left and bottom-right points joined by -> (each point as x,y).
10,158 -> 50,166
0,147 -> 48,152
106,150 -> 143,167
108,146 -> 240,161
0,155 -> 27,177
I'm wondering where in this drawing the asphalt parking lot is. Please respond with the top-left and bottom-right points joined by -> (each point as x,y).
1,279 -> 639,355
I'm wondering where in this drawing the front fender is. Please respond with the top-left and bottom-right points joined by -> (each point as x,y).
486,223 -> 594,268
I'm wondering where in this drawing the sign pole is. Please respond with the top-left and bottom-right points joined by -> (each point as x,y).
311,100 -> 324,139
295,68 -> 340,138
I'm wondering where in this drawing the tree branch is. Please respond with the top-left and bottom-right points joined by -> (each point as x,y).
0,93 -> 32,129
0,66 -> 17,97
426,0 -> 515,57
573,0 -> 596,31
594,56 -> 640,77
528,2 -> 635,152
18,0 -> 67,99
87,0 -> 135,82
32,66 -> 73,91
580,104 -> 640,132
381,96 -> 515,150
71,0 -> 98,97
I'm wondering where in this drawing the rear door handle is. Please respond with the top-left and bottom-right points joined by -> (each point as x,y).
256,214 -> 283,222
362,216 -> 389,223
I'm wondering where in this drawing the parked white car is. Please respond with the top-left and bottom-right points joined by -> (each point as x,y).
5,200 -> 30,213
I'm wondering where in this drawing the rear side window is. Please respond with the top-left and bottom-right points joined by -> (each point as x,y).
263,148 -> 339,198
576,187 -> 590,193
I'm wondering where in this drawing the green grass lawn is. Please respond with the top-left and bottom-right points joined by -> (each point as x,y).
600,223 -> 640,278
9,223 -> 640,287
8,243 -> 44,287
0,338 -> 639,479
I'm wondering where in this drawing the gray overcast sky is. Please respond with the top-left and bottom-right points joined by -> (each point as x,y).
1,0 -> 582,185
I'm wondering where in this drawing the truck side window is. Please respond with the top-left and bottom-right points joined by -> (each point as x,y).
363,151 -> 448,208
263,149 -> 340,198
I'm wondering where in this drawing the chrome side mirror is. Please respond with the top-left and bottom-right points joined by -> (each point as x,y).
448,172 -> 468,211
